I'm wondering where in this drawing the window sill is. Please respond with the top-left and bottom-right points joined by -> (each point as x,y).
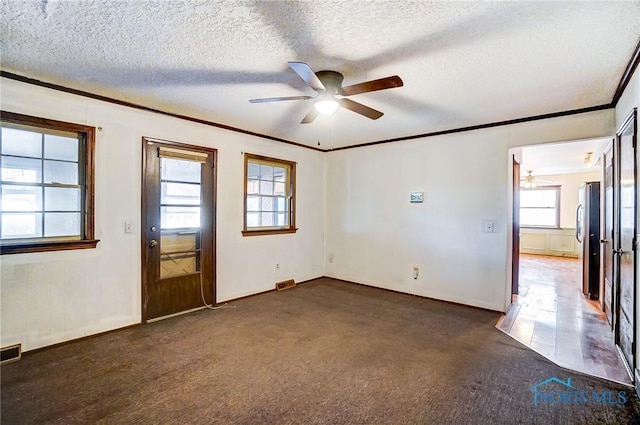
242,228 -> 298,237
0,239 -> 100,255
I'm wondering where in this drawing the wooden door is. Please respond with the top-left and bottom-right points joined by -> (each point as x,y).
142,138 -> 216,322
512,156 -> 520,297
616,109 -> 637,373
603,142 -> 614,326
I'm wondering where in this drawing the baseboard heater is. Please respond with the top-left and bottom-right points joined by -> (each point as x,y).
276,279 -> 296,291
1,343 -> 22,364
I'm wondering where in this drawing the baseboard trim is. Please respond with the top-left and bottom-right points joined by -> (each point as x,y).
325,276 -> 503,314
22,323 -> 142,355
16,275 -> 492,355
219,276 -> 325,304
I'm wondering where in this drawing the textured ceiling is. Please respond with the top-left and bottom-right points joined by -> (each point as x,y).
1,1 -> 639,149
521,137 -> 611,177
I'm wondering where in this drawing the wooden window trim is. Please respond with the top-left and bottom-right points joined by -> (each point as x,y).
520,185 -> 561,229
242,153 -> 297,236
0,111 -> 99,254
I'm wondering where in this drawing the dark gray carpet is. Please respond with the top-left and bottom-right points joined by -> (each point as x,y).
2,278 -> 639,424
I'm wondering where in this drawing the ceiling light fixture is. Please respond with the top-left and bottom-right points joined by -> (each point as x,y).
584,152 -> 595,167
522,170 -> 537,189
314,98 -> 340,115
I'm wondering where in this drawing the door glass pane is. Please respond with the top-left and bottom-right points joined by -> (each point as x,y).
161,232 -> 197,253
1,128 -> 42,158
1,156 -> 42,183
44,135 -> 78,161
161,206 -> 200,229
44,160 -> 78,185
44,187 -> 81,211
160,253 -> 198,278
1,213 -> 43,239
2,184 -> 43,211
161,158 -> 200,183
161,182 -> 200,205
44,212 -> 80,237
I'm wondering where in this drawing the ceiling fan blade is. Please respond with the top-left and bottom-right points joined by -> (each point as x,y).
249,95 -> 314,103
339,98 -> 384,120
340,75 -> 403,96
301,107 -> 319,124
288,62 -> 326,91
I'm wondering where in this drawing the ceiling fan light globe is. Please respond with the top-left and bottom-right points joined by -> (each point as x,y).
315,100 -> 340,115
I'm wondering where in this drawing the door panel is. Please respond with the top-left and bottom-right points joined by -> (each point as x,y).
616,109 -> 636,373
603,143 -> 614,326
142,139 -> 216,321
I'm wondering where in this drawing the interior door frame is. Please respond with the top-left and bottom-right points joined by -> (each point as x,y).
601,140 -> 615,322
140,137 -> 217,323
614,108 -> 637,376
512,156 -> 520,297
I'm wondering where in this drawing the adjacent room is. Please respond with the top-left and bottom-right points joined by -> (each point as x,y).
1,1 -> 640,424
498,139 -> 631,384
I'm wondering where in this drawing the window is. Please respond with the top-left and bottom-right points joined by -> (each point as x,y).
0,112 -> 98,254
243,153 -> 296,236
520,186 -> 561,228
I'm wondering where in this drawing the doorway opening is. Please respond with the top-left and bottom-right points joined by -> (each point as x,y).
501,137 -> 632,385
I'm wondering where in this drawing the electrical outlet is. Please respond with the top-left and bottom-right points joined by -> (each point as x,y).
124,222 -> 133,233
413,267 -> 419,280
328,253 -> 334,263
276,263 -> 280,270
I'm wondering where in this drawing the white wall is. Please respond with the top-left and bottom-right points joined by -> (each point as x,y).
0,78 -> 325,351
325,109 -> 615,312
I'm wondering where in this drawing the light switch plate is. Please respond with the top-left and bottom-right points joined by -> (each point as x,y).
482,220 -> 496,233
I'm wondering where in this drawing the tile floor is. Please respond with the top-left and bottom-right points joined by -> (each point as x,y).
497,253 -> 632,385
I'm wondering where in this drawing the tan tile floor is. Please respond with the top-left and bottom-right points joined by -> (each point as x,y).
497,254 -> 632,385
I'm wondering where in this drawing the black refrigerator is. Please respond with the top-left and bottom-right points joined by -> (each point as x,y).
576,181 -> 600,300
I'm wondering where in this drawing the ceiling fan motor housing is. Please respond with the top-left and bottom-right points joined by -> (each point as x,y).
316,71 -> 344,94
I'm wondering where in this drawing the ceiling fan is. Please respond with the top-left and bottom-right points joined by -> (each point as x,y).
249,62 -> 403,124
521,170 -> 552,188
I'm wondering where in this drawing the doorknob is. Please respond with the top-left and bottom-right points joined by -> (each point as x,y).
149,240 -> 158,248
600,239 -> 608,244
613,248 -> 624,255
